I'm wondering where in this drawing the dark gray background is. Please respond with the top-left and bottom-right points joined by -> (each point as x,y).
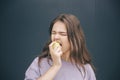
1,0 -> 120,80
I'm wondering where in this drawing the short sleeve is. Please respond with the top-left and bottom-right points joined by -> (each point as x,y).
24,57 -> 41,80
84,64 -> 96,80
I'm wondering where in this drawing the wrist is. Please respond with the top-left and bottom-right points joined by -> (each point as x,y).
52,63 -> 62,69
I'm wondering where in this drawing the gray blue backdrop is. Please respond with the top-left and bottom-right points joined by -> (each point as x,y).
1,0 -> 120,80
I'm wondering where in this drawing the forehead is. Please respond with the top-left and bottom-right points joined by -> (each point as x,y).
52,21 -> 67,32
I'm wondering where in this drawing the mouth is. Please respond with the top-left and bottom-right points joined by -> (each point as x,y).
53,41 -> 62,47
59,43 -> 62,47
56,41 -> 62,47
52,41 -> 62,49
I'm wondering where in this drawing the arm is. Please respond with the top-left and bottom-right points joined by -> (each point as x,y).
37,64 -> 61,80
37,42 -> 63,80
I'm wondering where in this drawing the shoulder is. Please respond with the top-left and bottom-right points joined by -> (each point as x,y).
26,57 -> 50,71
31,57 -> 51,66
84,64 -> 96,80
38,57 -> 52,75
38,57 -> 52,66
84,64 -> 95,74
32,57 -> 39,64
84,64 -> 93,71
25,57 -> 51,76
25,57 -> 40,80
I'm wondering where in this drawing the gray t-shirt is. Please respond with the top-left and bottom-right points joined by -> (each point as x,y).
24,57 -> 96,80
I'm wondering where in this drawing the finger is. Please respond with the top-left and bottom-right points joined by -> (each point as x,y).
49,42 -> 56,51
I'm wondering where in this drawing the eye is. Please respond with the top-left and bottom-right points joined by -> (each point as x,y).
60,32 -> 67,36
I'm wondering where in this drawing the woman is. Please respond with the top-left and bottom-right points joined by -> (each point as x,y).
24,13 -> 96,80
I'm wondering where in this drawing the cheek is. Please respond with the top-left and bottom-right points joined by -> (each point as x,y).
51,35 -> 54,41
66,42 -> 70,49
63,39 -> 70,48
62,41 -> 70,53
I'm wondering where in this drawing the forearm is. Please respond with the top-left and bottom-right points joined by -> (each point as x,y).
37,41 -> 62,80
37,65 -> 61,80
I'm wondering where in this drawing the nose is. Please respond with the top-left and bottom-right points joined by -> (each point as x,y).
54,34 -> 60,41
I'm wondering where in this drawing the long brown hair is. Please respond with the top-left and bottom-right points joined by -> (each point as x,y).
38,13 -> 95,72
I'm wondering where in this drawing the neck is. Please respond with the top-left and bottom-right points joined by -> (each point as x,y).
61,52 -> 70,62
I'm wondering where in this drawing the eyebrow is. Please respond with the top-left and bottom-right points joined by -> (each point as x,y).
52,31 -> 67,33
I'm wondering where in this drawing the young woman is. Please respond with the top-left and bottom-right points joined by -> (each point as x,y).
24,13 -> 96,80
